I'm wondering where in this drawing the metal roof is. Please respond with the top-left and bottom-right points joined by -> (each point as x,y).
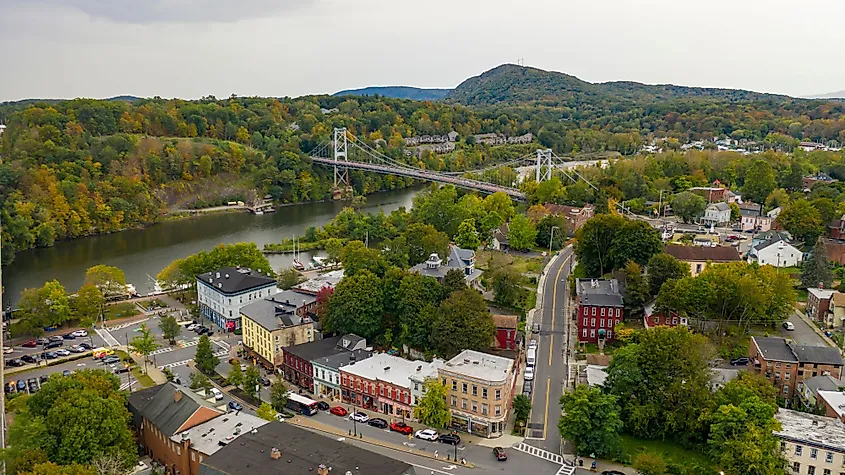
196,267 -> 276,295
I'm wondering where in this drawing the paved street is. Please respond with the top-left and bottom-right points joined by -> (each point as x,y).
781,311 -> 828,347
525,246 -> 574,455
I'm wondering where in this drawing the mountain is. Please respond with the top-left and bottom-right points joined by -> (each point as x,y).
445,64 -> 792,107
804,90 -> 845,99
334,86 -> 451,101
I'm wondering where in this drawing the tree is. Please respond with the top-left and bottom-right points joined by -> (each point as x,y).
743,159 -> 777,204
315,287 -> 333,329
491,268 -> 524,308
20,462 -> 96,475
256,403 -> 277,421
484,192 -> 515,221
341,240 -> 387,277
801,238 -> 834,289
326,270 -> 384,340
158,316 -> 181,345
71,284 -> 104,328
227,363 -> 244,389
536,214 -> 566,250
128,324 -> 159,374
776,199 -> 823,245
269,377 -> 289,412
512,394 -> 531,423
646,253 -> 689,296
17,280 -> 72,336
455,219 -> 481,250
534,176 -> 564,204
413,380 -> 451,428
706,398 -> 783,475
811,197 -> 838,228
632,453 -> 667,475
442,269 -> 466,295
432,289 -> 495,358
189,372 -> 213,394
610,220 -> 662,270
84,265 -> 126,298
276,267 -> 304,290
402,222 -> 450,266
507,214 -> 537,251
670,191 -> 707,223
324,238 -> 344,263
623,261 -> 649,315
729,202 -> 740,221
194,334 -> 219,375
575,214 -> 626,277
243,365 -> 261,400
558,385 -> 623,459
157,243 -> 273,288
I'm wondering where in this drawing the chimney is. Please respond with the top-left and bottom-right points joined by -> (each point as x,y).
270,447 -> 281,460
174,389 -> 183,403
317,464 -> 330,475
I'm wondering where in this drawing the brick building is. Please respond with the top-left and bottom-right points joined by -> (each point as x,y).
340,353 -> 423,420
543,203 -> 595,235
643,301 -> 687,328
748,337 -> 844,400
806,288 -> 836,322
575,279 -> 623,343
491,314 -> 518,350
282,334 -> 367,393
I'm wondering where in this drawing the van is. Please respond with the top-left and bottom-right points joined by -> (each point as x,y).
526,348 -> 536,367
209,388 -> 223,401
92,348 -> 115,359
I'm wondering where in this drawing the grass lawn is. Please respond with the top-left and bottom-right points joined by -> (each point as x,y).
130,367 -> 156,388
476,250 -> 544,274
105,302 -> 140,320
795,288 -> 808,303
620,434 -> 715,470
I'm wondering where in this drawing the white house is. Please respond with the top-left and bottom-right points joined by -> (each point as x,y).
196,267 -> 278,332
312,347 -> 372,400
409,358 -> 445,406
749,237 -> 802,268
767,207 -> 782,219
702,202 -> 731,226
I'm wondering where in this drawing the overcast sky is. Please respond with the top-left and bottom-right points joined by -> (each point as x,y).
1,0 -> 843,102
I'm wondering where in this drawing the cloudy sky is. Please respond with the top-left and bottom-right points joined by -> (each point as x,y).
1,0 -> 843,101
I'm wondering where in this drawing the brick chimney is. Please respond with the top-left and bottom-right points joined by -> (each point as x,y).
317,464 -> 329,475
174,389 -> 183,403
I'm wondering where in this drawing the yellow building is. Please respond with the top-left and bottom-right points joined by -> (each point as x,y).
826,292 -> 845,329
240,291 -> 317,368
663,244 -> 741,276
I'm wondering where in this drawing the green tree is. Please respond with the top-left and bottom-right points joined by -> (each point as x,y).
801,238 -> 833,289
575,214 -> 626,277
455,219 -> 481,250
534,176 -> 564,203
646,252 -> 689,296
442,268 -> 467,295
70,284 -> 104,328
21,461 -> 96,475
326,270 -> 384,340
227,362 -> 244,389
491,268 -> 524,308
512,394 -> 531,422
128,324 -> 159,374
632,453 -> 668,475
189,372 -> 213,394
17,280 -> 72,336
432,289 -> 495,358
610,220 -> 662,270
507,214 -> 537,251
413,380 -> 451,428
536,214 -> 566,250
729,202 -> 741,221
158,315 -> 181,345
256,403 -> 277,421
157,243 -> 273,288
276,267 -> 304,290
743,159 -> 777,204
670,191 -> 707,223
194,334 -> 219,375
776,199 -> 823,245
402,222 -> 450,266
810,197 -> 838,227
706,399 -> 783,475
324,238 -> 344,264
765,188 -> 790,210
84,265 -> 126,298
243,365 -> 261,400
484,191 -> 515,221
269,377 -> 289,412
558,385 -> 623,459
341,240 -> 387,277
623,261 -> 649,315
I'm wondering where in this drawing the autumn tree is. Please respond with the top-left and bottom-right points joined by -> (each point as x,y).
84,265 -> 126,298
256,403 -> 277,421
413,380 -> 451,428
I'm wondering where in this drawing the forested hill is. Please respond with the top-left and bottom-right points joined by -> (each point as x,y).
334,86 -> 451,101
446,64 -> 792,106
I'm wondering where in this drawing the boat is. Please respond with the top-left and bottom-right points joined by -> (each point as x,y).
292,238 -> 305,270
254,210 -> 264,215
312,256 -> 328,268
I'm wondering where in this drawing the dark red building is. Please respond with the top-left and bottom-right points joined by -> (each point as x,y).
643,301 -> 687,328
282,334 -> 368,393
491,315 -> 518,350
575,279 -> 624,343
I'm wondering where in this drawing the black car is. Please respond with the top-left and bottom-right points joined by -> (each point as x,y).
439,433 -> 461,445
78,342 -> 93,350
21,354 -> 39,364
43,351 -> 58,359
44,340 -> 63,349
317,401 -> 330,411
493,447 -> 507,461
523,379 -> 533,397
114,366 -> 130,374
6,358 -> 24,367
35,338 -> 49,345
62,333 -> 76,340
260,377 -> 271,387
367,418 -> 388,429
39,375 -> 48,384
601,471 -> 626,475
730,357 -> 750,366
27,378 -> 39,392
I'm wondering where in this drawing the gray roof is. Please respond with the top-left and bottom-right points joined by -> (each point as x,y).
708,202 -> 731,212
803,375 -> 840,393
740,207 -> 762,217
199,421 -> 414,475
240,291 -> 316,331
197,267 -> 276,295
753,236 -> 799,252
753,337 -> 798,362
775,409 -> 845,451
793,345 -> 845,366
172,411 -> 269,456
575,279 -> 623,307
409,245 -> 481,282
754,337 -> 845,365
312,349 -> 373,370
128,383 -> 222,436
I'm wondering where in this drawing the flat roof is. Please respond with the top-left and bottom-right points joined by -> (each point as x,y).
239,292 -> 316,331
293,270 -> 344,294
808,288 -> 837,300
441,350 -> 514,384
172,411 -> 269,456
197,267 -> 276,295
818,391 -> 845,419
775,409 -> 845,451
340,353 -> 427,389
664,244 -> 741,262
753,337 -> 798,362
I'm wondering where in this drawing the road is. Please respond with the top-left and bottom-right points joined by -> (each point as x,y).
781,311 -> 828,347
525,246 -> 574,455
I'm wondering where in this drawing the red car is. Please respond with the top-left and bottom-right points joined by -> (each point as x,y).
493,447 -> 508,461
329,406 -> 348,417
21,340 -> 37,348
389,422 -> 413,435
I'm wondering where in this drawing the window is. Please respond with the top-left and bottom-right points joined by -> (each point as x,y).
451,396 -> 457,406
600,319 -> 605,328
776,362 -> 781,368
607,330 -> 612,340
823,470 -> 830,475
696,264 -> 703,273
590,330 -> 595,338
795,445 -> 803,456
495,405 -> 502,416
825,452 -> 833,463
591,307 -> 596,316
792,462 -> 800,473
177,447 -> 181,456
582,329 -> 587,338
452,380 -> 457,390
785,372 -> 790,381
461,398 -> 467,409
810,448 -> 818,459
807,466 -> 815,475
582,317 -> 587,326
616,308 -> 620,317
482,403 -> 488,415
601,307 -> 605,316
495,389 -> 501,400
472,385 -> 478,396
783,384 -> 789,394
462,383 -> 468,394
471,401 -> 478,412
590,318 -> 596,327
482,388 -> 488,399
191,453 -> 196,462
780,441 -> 786,452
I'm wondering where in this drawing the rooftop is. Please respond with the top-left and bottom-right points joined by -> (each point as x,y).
774,409 -> 845,451
292,270 -> 344,295
240,291 -> 316,331
753,337 -> 798,362
199,421 -> 414,475
197,267 -> 276,295
128,383 -> 223,436
833,292 -> 845,308
283,334 -> 366,363
753,337 -> 845,365
312,349 -> 373,371
172,411 -> 269,456
340,353 -> 430,389
441,350 -> 514,384
808,288 -> 837,300
804,375 -> 841,394
491,314 -> 518,329
753,236 -> 800,252
663,244 -> 741,262
707,202 -> 731,212
818,391 -> 845,419
409,245 -> 482,282
575,279 -> 623,308
585,365 -> 608,387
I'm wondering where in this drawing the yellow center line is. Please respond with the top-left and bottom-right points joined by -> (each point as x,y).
543,251 -> 571,438
542,378 -> 551,439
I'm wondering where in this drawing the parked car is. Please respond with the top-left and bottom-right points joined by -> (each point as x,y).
523,379 -> 533,397
48,335 -> 63,343
39,375 -> 48,384
389,422 -> 413,435
16,380 -> 26,391
113,366 -> 130,374
439,433 -> 461,445
532,323 -> 540,334
209,388 -> 224,401
528,339 -> 537,350
101,356 -> 120,365
71,330 -> 88,338
601,471 -> 626,475
493,447 -> 508,461
228,401 -> 243,412
78,342 -> 93,350
55,349 -> 71,357
6,382 -> 16,393
6,358 -> 24,367
415,429 -> 439,441
730,357 -> 749,366
260,377 -> 271,387
524,366 -> 535,381
43,351 -> 58,359
69,345 -> 85,353
783,321 -> 795,331
62,333 -> 76,340
317,401 -> 330,411
21,340 -> 37,348
35,338 -> 49,346
368,418 -> 388,429
21,354 -> 39,364
3,347 -> 14,354
240,364 -> 247,372
350,412 -> 369,423
27,378 -> 39,392
62,370 -> 72,377
44,340 -> 63,349
329,406 -> 348,417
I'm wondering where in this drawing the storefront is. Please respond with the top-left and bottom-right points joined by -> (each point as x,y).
449,413 -> 505,438
378,397 -> 412,420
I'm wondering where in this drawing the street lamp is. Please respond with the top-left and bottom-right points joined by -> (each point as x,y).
549,226 -> 560,254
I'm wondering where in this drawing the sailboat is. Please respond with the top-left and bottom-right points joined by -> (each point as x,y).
292,237 -> 305,270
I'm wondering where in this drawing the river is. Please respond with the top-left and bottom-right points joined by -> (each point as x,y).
3,187 -> 422,307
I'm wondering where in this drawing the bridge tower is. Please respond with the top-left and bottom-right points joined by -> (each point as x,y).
535,148 -> 553,182
332,128 -> 352,199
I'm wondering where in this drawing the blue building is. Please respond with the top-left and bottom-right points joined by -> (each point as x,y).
196,267 -> 277,331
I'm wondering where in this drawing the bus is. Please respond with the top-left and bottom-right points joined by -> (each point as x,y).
285,392 -> 319,416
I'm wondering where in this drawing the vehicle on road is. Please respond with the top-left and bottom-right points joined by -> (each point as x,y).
240,364 -> 247,371
78,342 -> 93,350
526,348 -> 536,367
329,406 -> 348,417
62,370 -> 71,377
316,401 -> 330,411
528,339 -> 537,350
113,365 -> 130,374
601,471 -> 626,475
101,356 -> 121,365
39,375 -> 48,384
524,366 -> 534,381
523,379 -> 533,396
532,323 -> 540,334
389,422 -> 413,435
21,340 -> 37,348
44,351 -> 58,359
730,357 -> 749,366
350,412 -> 369,423
783,321 -> 795,330
186,324 -> 198,331
21,354 -> 39,364
260,377 -> 271,387
493,447 -> 508,461
228,401 -> 243,412
3,347 -> 13,354
415,429 -> 439,441
55,349 -> 71,357
71,330 -> 88,337
439,433 -> 461,445
69,345 -> 85,353
286,392 -> 320,416
45,340 -> 63,349
209,388 -> 224,401
368,418 -> 388,429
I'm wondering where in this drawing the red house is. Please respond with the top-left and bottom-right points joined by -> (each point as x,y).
491,315 -> 518,350
282,334 -> 367,392
575,279 -> 623,343
643,301 -> 687,328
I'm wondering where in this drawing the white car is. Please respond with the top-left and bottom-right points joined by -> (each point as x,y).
209,388 -> 224,401
524,366 -> 535,381
240,364 -> 247,372
55,349 -> 71,357
186,324 -> 198,331
350,412 -> 369,423
783,321 -> 795,331
3,347 -> 13,354
71,330 -> 88,338
528,340 -> 537,350
415,429 -> 439,441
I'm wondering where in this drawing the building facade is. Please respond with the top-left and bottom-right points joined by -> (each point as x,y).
196,267 -> 278,332
440,350 -> 516,439
409,245 -> 482,286
807,288 -> 837,322
740,208 -> 773,232
312,349 -> 372,400
703,202 -> 732,225
826,292 -> 845,329
575,279 -> 623,343
240,291 -> 317,368
751,238 -> 802,267
749,337 -> 844,399
283,334 -> 367,393
643,301 -> 687,328
775,409 -> 845,475
664,244 -> 741,277
491,315 -> 518,350
340,353 -> 422,420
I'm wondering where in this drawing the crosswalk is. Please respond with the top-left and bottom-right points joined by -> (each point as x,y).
158,350 -> 227,370
555,465 -> 575,475
513,443 -> 566,465
108,318 -> 149,332
94,327 -> 120,347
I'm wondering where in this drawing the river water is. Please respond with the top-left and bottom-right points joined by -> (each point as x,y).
3,187 -> 422,306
